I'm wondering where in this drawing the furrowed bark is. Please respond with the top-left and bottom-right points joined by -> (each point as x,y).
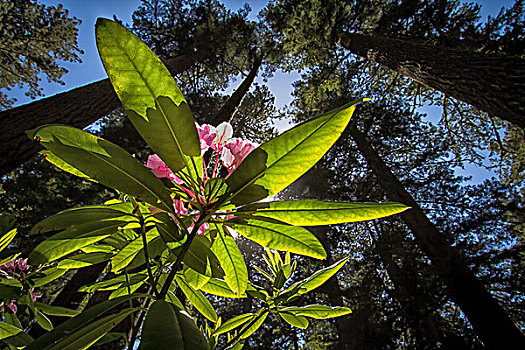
339,33 -> 525,129
348,122 -> 525,349
0,52 -> 204,176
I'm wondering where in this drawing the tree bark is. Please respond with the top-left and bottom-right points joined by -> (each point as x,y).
0,52 -> 204,176
348,122 -> 525,349
338,33 -> 525,129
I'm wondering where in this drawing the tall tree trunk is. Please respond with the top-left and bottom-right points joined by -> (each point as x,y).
0,52 -> 205,176
348,122 -> 525,349
211,55 -> 263,125
338,33 -> 525,129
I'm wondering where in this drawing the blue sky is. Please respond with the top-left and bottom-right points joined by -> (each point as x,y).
6,0 -> 515,182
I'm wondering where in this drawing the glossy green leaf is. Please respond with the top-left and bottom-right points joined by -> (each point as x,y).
34,303 -> 80,317
235,200 -> 409,225
0,321 -> 24,340
139,300 -> 208,350
238,309 -> 268,339
279,311 -> 309,329
28,125 -> 174,213
226,100 -> 364,205
0,228 -> 16,252
125,236 -> 167,272
175,275 -> 218,322
28,220 -> 131,265
46,308 -> 137,350
211,228 -> 248,295
111,227 -> 159,273
279,305 -> 352,319
34,310 -> 53,331
183,266 -> 211,290
41,150 -> 96,182
166,291 -> 186,311
30,204 -> 137,235
96,18 -> 201,175
175,235 -> 224,278
27,267 -> 66,288
214,313 -> 254,335
79,271 -> 149,292
58,252 -> 115,269
282,257 -> 349,299
25,294 -> 147,350
200,278 -> 247,298
226,218 -> 326,259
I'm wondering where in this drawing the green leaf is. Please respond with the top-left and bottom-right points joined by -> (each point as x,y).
279,305 -> 352,319
125,236 -> 167,272
235,200 -> 409,225
30,204 -> 137,235
58,252 -> 115,269
175,235 -> 224,278
0,228 -> 16,252
238,309 -> 268,339
200,278 -> 247,298
46,308 -> 137,350
25,295 -> 147,350
278,311 -> 309,329
0,321 -> 24,340
28,220 -> 131,265
226,218 -> 326,259
139,300 -> 208,350
214,313 -> 254,335
27,267 -> 66,288
34,303 -> 80,317
34,310 -> 53,331
28,125 -> 174,213
211,227 -> 248,295
226,100 -> 364,205
41,150 -> 96,183
175,274 -> 218,322
282,257 -> 349,299
79,271 -> 149,293
111,227 -> 159,273
96,18 -> 201,176
183,266 -> 211,290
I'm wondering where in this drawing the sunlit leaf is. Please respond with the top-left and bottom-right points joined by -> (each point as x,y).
226,100 -> 365,205
175,275 -> 218,322
183,266 -> 211,290
214,313 -> 254,335
238,309 -> 268,339
35,303 -> 80,317
28,125 -> 174,213
279,305 -> 352,319
111,227 -> 160,273
226,218 -> 326,259
211,227 -> 248,295
0,228 -> 16,252
235,200 -> 409,225
28,220 -> 132,265
278,311 -> 309,329
200,278 -> 247,298
58,252 -> 115,269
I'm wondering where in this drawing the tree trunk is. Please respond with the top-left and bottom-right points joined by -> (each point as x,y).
338,33 -> 525,129
348,122 -> 525,349
211,55 -> 263,125
0,52 -> 204,176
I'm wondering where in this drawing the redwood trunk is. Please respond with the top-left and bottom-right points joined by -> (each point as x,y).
0,53 -> 204,176
348,122 -> 525,349
339,33 -> 525,129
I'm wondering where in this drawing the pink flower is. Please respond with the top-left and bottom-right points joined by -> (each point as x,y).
146,155 -> 183,185
188,222 -> 209,236
0,300 -> 17,314
0,258 -> 30,280
173,199 -> 188,215
211,122 -> 233,152
221,138 -> 257,171
196,123 -> 217,154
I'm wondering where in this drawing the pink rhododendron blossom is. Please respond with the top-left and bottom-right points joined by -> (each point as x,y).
188,222 -> 209,236
221,138 -> 257,171
0,300 -> 17,313
173,199 -> 188,215
146,155 -> 183,184
196,123 -> 216,154
0,258 -> 30,280
211,122 -> 233,152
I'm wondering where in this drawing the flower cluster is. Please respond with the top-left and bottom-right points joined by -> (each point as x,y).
0,258 -> 41,313
145,121 -> 255,234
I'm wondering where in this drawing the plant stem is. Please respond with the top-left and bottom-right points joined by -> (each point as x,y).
158,221 -> 201,299
132,197 -> 159,298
